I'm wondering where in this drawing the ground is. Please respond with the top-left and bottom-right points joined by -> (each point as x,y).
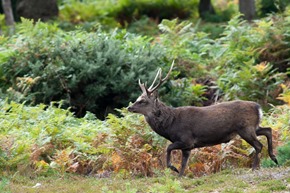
3,167 -> 290,193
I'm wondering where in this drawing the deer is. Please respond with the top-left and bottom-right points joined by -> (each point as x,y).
127,61 -> 278,177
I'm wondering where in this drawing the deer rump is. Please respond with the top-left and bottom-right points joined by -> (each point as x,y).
128,61 -> 278,176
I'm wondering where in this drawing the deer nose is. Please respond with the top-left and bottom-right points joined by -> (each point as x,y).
127,106 -> 133,112
127,105 -> 136,113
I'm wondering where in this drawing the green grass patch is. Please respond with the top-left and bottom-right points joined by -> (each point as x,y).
4,167 -> 290,193
259,179 -> 287,192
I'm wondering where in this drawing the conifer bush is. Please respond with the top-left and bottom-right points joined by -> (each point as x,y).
1,19 -> 169,118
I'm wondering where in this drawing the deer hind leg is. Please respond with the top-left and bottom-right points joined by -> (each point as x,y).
238,129 -> 263,169
256,127 -> 278,165
179,150 -> 191,177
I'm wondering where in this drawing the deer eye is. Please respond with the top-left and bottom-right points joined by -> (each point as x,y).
138,100 -> 147,104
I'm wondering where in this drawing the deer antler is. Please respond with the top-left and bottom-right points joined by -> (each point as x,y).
139,79 -> 148,94
147,60 -> 174,94
139,61 -> 174,95
148,68 -> 162,91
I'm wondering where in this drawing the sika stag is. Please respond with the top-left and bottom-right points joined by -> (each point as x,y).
128,61 -> 278,176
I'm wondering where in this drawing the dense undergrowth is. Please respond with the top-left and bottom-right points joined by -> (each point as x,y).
0,99 -> 290,178
0,99 -> 165,177
0,1 -> 290,178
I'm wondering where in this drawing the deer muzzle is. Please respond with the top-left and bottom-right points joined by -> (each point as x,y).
127,105 -> 136,113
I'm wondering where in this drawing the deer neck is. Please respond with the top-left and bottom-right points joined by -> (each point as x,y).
145,101 -> 174,140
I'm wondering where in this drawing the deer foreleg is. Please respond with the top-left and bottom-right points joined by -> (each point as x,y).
166,143 -> 179,173
166,142 -> 187,174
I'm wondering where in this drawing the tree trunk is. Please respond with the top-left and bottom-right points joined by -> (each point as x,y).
239,0 -> 256,21
1,0 -> 15,34
16,0 -> 58,22
198,0 -> 215,19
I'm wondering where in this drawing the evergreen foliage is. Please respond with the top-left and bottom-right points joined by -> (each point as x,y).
112,0 -> 198,26
1,19 -> 169,118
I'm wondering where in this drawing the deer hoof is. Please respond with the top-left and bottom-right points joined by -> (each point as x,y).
272,157 -> 278,165
168,165 -> 179,173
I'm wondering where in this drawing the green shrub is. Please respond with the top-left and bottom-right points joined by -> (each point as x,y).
258,10 -> 290,73
277,142 -> 290,166
163,78 -> 208,107
158,19 -> 211,78
258,0 -> 290,17
262,141 -> 290,167
113,0 -> 198,26
126,16 -> 159,36
58,0 -> 199,30
217,61 -> 284,105
209,15 -> 287,104
1,19 -> 169,118
58,0 -> 119,31
157,15 -> 287,106
197,22 -> 225,39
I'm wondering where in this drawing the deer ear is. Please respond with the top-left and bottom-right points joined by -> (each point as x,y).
153,95 -> 160,110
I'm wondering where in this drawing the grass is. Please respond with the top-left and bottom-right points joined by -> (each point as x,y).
2,167 -> 290,193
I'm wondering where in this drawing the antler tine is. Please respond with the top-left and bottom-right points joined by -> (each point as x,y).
148,68 -> 162,90
148,60 -> 174,94
138,79 -> 147,94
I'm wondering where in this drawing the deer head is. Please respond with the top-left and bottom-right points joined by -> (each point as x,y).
127,61 -> 174,116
